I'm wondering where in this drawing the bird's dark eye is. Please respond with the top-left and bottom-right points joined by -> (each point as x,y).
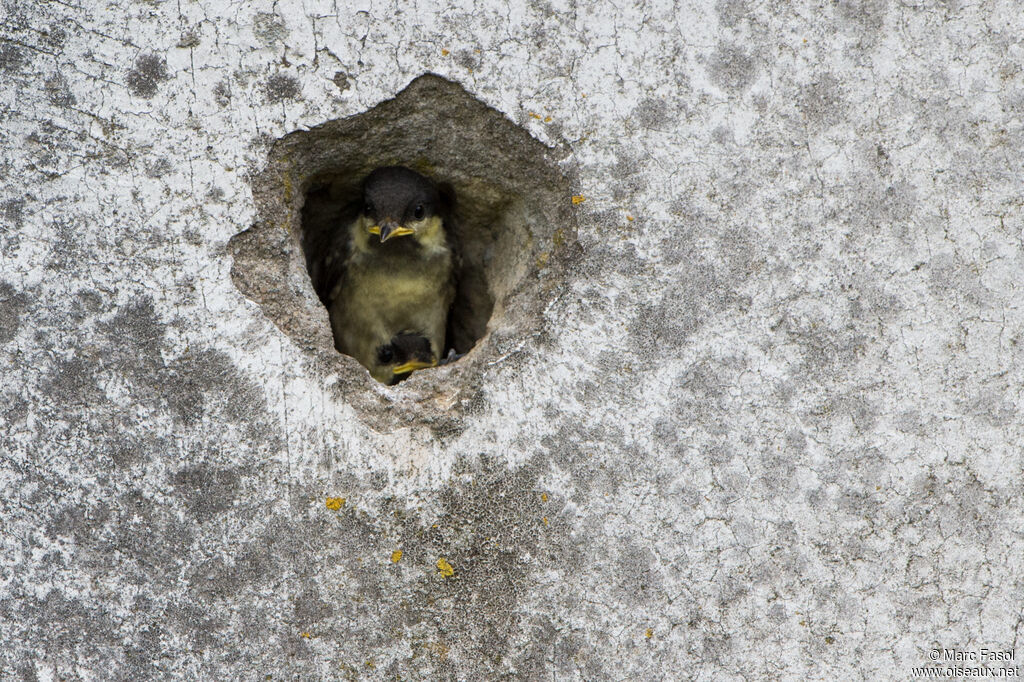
364,202 -> 374,216
377,346 -> 394,364
413,204 -> 424,220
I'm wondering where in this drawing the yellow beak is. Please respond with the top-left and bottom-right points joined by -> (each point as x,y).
392,359 -> 438,375
368,223 -> 415,242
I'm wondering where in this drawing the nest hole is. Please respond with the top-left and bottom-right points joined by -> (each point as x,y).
230,74 -> 577,418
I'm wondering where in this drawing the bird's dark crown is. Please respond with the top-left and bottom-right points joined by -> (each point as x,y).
361,166 -> 441,225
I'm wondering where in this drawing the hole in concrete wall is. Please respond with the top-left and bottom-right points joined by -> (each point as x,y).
230,74 -> 578,428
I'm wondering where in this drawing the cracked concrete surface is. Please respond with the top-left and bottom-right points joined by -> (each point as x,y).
2,0 -> 1023,679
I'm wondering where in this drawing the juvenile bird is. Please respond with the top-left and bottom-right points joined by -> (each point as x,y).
372,331 -> 439,385
320,166 -> 457,384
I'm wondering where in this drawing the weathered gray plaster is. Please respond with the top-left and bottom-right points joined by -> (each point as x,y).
2,0 -> 1022,679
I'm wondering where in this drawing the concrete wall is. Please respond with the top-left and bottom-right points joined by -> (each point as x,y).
2,0 -> 1022,678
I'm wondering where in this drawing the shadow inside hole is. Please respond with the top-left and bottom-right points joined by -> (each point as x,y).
301,171 -> 505,362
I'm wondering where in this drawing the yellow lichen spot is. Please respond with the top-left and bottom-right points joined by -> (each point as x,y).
626,215 -> 635,221
300,631 -> 311,639
424,640 -> 450,659
529,111 -> 542,120
365,660 -> 376,669
544,115 -> 552,122
645,628 -> 653,639
552,228 -> 566,246
283,173 -> 293,203
535,251 -> 550,268
543,517 -> 549,525
441,48 -> 449,56
325,497 -> 345,510
391,550 -> 403,563
541,493 -> 548,502
571,195 -> 586,205
437,557 -> 454,578
412,158 -> 438,175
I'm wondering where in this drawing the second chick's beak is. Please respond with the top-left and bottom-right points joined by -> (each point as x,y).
392,357 -> 437,376
369,219 -> 415,243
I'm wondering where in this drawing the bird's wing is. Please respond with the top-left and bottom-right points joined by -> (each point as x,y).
438,181 -> 461,277
311,201 -> 358,306
439,182 -> 463,353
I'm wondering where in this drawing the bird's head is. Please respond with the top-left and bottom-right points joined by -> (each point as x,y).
371,331 -> 438,385
361,166 -> 443,243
